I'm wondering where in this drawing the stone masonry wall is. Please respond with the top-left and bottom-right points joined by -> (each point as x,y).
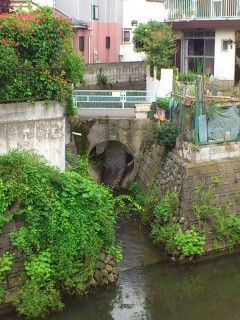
137,143 -> 240,255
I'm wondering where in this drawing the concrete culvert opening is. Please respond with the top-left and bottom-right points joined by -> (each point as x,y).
88,140 -> 134,188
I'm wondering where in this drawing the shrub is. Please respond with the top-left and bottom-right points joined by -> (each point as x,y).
147,121 -> 178,150
0,150 -> 117,318
0,6 -> 85,115
155,97 -> 170,112
172,226 -> 206,257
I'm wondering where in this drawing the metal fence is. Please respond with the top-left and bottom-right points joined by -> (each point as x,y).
179,99 -> 240,145
165,0 -> 240,19
73,90 -> 156,109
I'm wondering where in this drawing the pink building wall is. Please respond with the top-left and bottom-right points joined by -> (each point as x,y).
73,22 -> 122,64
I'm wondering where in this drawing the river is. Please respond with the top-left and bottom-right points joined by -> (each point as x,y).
6,218 -> 240,320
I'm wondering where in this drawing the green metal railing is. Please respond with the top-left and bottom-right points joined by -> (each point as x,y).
73,90 -> 156,109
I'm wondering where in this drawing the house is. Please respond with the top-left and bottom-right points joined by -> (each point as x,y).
121,0 -> 165,62
55,0 -> 123,64
165,0 -> 240,86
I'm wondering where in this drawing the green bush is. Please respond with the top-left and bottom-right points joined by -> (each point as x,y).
155,97 -> 170,112
147,121 -> 178,150
0,6 -> 85,115
172,226 -> 206,257
0,150 -> 117,318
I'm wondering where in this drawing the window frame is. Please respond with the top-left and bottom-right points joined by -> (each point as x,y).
92,5 -> 99,20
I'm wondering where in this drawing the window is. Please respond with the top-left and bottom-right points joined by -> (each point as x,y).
92,5 -> 99,20
123,29 -> 131,42
79,36 -> 84,52
183,31 -> 215,75
222,40 -> 229,51
106,36 -> 110,49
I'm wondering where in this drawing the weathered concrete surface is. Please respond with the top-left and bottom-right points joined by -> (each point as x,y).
0,101 -> 65,171
70,117 -> 149,185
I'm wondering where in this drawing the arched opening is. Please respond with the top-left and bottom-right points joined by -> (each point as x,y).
88,140 -> 134,188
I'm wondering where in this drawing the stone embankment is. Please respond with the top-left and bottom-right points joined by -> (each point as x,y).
91,252 -> 118,287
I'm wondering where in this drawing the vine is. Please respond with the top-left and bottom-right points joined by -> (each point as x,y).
0,150 -> 117,318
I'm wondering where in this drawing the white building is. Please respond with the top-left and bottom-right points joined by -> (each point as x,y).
120,0 -> 165,62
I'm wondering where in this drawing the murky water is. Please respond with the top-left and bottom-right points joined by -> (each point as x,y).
6,219 -> 240,320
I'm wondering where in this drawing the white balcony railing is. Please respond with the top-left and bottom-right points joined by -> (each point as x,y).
165,0 -> 240,20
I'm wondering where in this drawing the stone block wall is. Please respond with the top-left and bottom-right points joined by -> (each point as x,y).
137,143 -> 240,254
82,61 -> 146,85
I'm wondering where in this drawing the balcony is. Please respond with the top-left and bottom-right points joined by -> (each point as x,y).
165,0 -> 240,20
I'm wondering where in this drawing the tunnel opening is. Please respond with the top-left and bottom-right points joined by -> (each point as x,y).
88,140 -> 134,188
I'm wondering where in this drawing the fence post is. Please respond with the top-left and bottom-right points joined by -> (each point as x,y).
195,100 -> 199,145
120,91 -> 126,109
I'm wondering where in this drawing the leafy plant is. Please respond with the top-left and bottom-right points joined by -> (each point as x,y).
191,180 -> 216,220
147,121 -> 178,150
153,191 -> 179,224
172,226 -> 206,257
214,208 -> 240,250
155,97 -> 170,112
0,252 -> 14,304
97,68 -> 108,86
0,150 -> 118,318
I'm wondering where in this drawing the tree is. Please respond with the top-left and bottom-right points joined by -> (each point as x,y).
132,20 -> 176,69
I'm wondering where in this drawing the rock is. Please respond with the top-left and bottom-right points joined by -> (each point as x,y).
89,277 -> 97,287
105,264 -> 113,272
108,260 -> 115,267
114,274 -> 119,281
179,255 -> 185,262
172,251 -> 181,257
170,256 -> 176,263
93,270 -> 100,282
188,256 -> 195,263
112,267 -> 117,274
99,252 -> 106,261
104,254 -> 112,264
96,261 -> 105,270
100,269 -> 108,278
108,273 -> 115,283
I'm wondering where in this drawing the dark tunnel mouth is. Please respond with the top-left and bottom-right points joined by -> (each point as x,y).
88,140 -> 134,187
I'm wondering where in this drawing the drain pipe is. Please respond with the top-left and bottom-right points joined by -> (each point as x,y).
88,0 -> 94,63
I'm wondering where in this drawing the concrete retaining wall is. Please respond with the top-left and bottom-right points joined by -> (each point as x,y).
82,61 -> 146,85
0,101 -> 65,171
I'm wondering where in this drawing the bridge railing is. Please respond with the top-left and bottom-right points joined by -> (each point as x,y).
73,90 -> 156,109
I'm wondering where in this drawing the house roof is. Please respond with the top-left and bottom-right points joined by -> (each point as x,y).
169,19 -> 240,30
54,7 -> 88,29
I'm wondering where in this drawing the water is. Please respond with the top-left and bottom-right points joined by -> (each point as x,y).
5,219 -> 240,320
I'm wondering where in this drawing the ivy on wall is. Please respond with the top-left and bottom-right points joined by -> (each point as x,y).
0,150 -> 117,318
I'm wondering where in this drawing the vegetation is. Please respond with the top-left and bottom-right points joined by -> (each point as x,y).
155,97 -> 170,112
126,182 -> 206,259
132,20 -> 176,69
147,121 -> 178,151
0,6 -> 85,115
96,68 -> 108,86
0,253 -> 14,304
0,150 -> 118,318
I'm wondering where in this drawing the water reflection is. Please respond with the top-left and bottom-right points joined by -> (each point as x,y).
5,219 -> 240,320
